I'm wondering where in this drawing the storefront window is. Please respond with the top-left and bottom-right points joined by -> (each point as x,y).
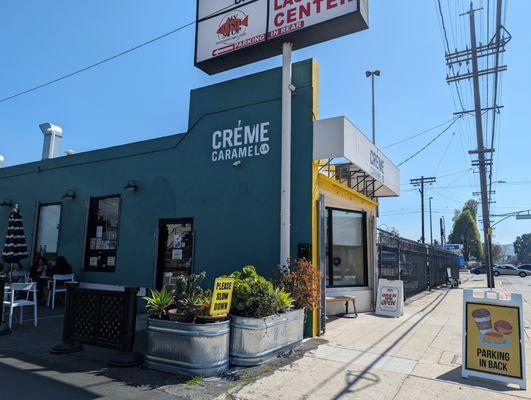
327,208 -> 367,287
84,196 -> 121,272
35,204 -> 61,263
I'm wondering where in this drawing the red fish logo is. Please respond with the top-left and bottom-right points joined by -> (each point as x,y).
217,11 -> 249,44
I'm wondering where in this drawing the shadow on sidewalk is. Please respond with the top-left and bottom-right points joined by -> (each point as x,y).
302,289 -> 452,400
0,305 -> 186,395
437,366 -> 521,392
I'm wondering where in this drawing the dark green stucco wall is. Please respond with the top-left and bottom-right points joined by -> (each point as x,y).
0,60 -> 316,289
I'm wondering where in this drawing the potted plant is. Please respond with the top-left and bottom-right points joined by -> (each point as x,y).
144,272 -> 230,377
228,265 -> 302,367
277,258 -> 322,337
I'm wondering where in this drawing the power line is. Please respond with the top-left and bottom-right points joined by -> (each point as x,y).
0,22 -> 193,104
397,117 -> 461,167
381,117 -> 457,150
436,0 -> 466,111
0,3 -> 238,104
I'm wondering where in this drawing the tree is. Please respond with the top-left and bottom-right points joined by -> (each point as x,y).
514,234 -> 531,264
448,209 -> 484,261
463,199 -> 479,220
490,243 -> 504,263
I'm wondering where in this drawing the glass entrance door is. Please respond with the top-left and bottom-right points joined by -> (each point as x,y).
35,204 -> 62,263
326,208 -> 368,287
156,219 -> 194,289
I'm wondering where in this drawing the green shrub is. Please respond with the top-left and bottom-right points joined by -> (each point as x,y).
229,266 -> 293,318
173,272 -> 211,318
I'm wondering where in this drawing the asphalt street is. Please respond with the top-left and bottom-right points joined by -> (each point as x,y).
493,274 -> 531,337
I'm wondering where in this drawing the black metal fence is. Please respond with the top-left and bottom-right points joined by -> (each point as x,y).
51,282 -> 142,367
377,230 -> 460,299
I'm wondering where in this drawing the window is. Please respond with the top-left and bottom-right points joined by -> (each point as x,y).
34,204 -> 61,263
84,196 -> 121,272
156,219 -> 194,289
327,208 -> 368,287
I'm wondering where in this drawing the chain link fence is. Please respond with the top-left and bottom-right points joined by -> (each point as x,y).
377,229 -> 460,299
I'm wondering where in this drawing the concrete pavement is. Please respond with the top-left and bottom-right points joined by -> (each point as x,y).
2,274 -> 531,399
224,274 -> 531,400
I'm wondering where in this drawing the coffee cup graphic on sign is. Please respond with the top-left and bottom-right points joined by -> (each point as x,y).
472,308 -> 493,334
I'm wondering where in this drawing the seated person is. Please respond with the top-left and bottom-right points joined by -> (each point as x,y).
52,256 -> 73,276
30,256 -> 50,304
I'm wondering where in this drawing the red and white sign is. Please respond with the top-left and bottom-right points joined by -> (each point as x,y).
196,1 -> 268,64
195,0 -> 368,74
268,0 -> 358,39
376,279 -> 404,318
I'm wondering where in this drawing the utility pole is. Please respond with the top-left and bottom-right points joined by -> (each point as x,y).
365,70 -> 380,144
467,4 -> 494,289
440,217 -> 446,247
446,2 -> 509,289
410,176 -> 436,244
429,196 -> 434,245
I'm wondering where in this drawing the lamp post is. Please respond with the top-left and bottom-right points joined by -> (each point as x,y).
365,70 -> 381,144
429,196 -> 434,245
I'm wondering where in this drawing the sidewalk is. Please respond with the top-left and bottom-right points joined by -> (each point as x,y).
224,277 -> 531,400
2,277 -> 530,399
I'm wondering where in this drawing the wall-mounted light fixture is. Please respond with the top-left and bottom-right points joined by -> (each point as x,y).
62,190 -> 76,201
232,161 -> 242,168
0,199 -> 13,207
123,180 -> 138,192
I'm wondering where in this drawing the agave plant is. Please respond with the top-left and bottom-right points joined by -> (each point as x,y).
144,287 -> 175,320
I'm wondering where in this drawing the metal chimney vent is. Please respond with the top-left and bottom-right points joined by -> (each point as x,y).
39,123 -> 63,160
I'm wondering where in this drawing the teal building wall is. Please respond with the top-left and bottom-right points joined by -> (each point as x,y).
0,60 -> 317,289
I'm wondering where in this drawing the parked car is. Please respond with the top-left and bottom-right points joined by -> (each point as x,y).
493,264 -> 531,278
470,266 -> 487,275
518,264 -> 531,272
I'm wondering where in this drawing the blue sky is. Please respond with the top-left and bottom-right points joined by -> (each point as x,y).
0,0 -> 529,245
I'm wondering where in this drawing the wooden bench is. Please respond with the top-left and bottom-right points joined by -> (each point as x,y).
326,296 -> 358,318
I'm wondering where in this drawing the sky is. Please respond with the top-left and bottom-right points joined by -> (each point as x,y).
0,0 -> 529,246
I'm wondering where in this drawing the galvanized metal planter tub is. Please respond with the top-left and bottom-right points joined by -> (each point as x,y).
230,308 -> 304,366
145,318 -> 230,377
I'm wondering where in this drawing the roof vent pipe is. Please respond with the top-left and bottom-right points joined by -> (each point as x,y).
39,123 -> 63,160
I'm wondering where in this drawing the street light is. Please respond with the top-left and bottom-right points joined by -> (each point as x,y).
365,69 -> 381,144
429,196 -> 434,245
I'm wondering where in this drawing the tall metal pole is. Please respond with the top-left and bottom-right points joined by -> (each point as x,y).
371,74 -> 376,144
467,4 -> 494,289
429,196 -> 434,245
420,179 -> 425,244
280,42 -> 293,267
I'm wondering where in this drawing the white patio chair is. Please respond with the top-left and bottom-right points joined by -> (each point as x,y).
48,274 -> 75,309
9,270 -> 29,283
3,282 -> 38,329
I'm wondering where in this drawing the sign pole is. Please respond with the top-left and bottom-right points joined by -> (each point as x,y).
280,42 -> 293,267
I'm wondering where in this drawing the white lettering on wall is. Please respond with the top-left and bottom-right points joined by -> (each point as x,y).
211,120 -> 271,162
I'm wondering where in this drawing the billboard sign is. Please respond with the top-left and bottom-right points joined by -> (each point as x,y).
196,0 -> 369,74
462,289 -> 527,389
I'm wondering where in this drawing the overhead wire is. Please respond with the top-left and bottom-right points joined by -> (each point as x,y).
0,3 -> 240,104
397,117 -> 461,167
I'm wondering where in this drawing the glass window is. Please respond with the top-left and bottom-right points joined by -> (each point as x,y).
84,196 -> 121,272
157,219 -> 194,289
35,204 -> 61,263
327,208 -> 367,287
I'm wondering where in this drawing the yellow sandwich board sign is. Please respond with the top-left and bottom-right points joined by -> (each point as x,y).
462,289 -> 526,389
210,277 -> 235,316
